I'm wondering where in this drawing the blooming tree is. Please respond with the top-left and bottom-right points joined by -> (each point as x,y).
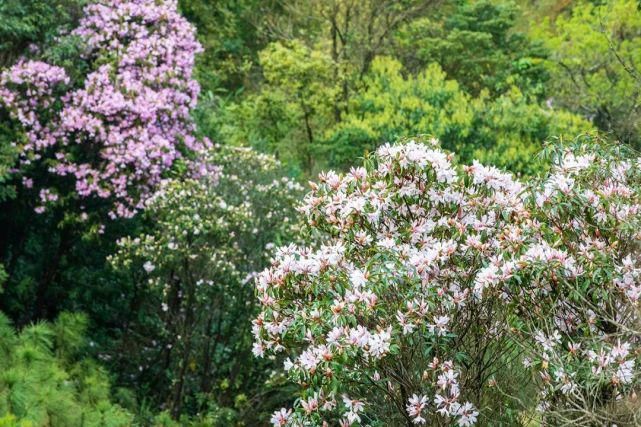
254,137 -> 641,426
0,0 -> 208,218
253,139 -> 530,425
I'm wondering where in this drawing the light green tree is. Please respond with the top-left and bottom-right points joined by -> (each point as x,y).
468,86 -> 592,175
218,41 -> 339,174
326,56 -> 592,174
323,57 -> 473,169
533,0 -> 641,146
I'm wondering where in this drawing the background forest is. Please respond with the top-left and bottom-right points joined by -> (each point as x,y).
0,0 -> 641,425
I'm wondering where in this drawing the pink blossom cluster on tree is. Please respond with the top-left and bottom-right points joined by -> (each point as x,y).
0,0 -> 208,218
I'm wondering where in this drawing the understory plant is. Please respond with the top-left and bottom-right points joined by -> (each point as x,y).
109,145 -> 304,423
0,311 -> 132,426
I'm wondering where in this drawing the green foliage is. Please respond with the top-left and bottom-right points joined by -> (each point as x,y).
0,0 -> 86,68
0,117 -> 19,204
0,266 -> 7,291
107,146 -> 302,424
533,0 -> 641,146
254,0 -> 439,76
395,0 -> 549,97
324,58 -> 473,169
327,57 -> 593,175
209,1 -> 595,177
1,0 -> 634,424
217,41 -> 338,175
0,311 -> 132,426
468,86 -> 593,175
178,0 -> 266,94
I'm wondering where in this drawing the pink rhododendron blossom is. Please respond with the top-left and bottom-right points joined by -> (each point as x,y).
0,0 -> 209,218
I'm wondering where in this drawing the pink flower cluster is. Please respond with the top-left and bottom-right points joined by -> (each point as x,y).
0,0 -> 209,217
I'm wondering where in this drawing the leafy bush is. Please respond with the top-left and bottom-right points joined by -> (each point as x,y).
108,146 -> 303,423
253,138 -> 529,425
487,138 -> 641,425
0,0 -> 86,68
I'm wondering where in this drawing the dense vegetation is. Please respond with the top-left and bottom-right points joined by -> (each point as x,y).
0,0 -> 640,425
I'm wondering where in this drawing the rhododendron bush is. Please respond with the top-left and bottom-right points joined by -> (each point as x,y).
109,146 -> 304,419
489,141 -> 641,425
253,137 -> 641,425
0,0 -> 208,218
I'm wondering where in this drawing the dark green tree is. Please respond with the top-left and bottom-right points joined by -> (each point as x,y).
394,0 -> 549,97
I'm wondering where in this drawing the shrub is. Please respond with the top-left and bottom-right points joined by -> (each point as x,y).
254,136 -> 641,425
109,146 -> 303,422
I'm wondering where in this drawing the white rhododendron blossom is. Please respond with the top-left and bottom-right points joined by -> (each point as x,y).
255,139 -> 525,425
254,138 -> 641,425
476,142 -> 641,424
108,146 -> 304,411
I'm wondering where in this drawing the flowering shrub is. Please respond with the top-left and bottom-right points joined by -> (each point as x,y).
253,139 -> 529,425
482,140 -> 641,425
0,0 -> 207,218
254,137 -> 641,425
108,146 -> 304,420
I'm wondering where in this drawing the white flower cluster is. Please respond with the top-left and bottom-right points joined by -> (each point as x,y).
255,139 -> 641,425
255,140 -> 530,425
